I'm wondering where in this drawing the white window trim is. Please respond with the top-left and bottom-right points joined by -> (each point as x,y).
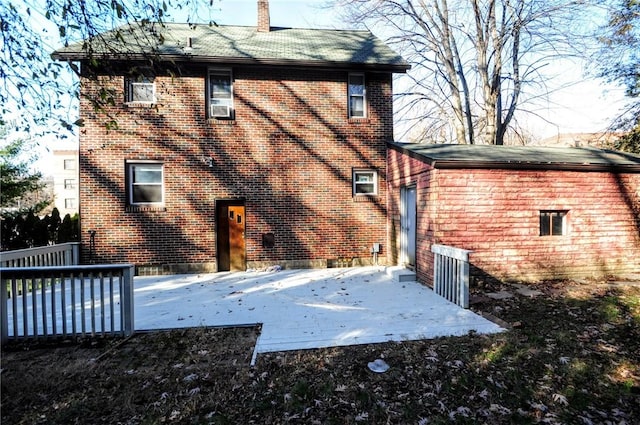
353,169 -> 378,196
208,68 -> 234,119
127,161 -> 165,206
348,73 -> 367,119
125,77 -> 156,105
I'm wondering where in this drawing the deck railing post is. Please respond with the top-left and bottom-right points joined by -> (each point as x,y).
122,265 -> 135,336
1,279 -> 8,345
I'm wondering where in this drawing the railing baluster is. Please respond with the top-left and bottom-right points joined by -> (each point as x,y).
90,273 -> 96,337
51,276 -> 57,336
80,272 -> 86,337
61,273 -> 67,337
41,276 -> 48,338
100,272 -> 105,337
29,277 -> 36,338
109,273 -> 115,334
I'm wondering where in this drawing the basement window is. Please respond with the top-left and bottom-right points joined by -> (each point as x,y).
540,210 -> 567,236
353,169 -> 378,196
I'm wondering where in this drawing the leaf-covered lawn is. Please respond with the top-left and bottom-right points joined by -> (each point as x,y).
2,280 -> 639,424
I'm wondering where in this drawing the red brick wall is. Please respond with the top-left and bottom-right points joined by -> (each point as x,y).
79,67 -> 392,271
387,148 -> 640,283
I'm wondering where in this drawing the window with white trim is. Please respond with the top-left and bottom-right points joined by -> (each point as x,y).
208,69 -> 233,118
125,76 -> 156,103
348,73 -> 366,118
353,169 -> 377,196
540,210 -> 568,236
127,162 -> 164,206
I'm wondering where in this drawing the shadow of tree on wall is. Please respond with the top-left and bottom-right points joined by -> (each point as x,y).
79,65 -> 392,269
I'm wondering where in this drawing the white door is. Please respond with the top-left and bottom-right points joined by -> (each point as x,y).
400,186 -> 417,268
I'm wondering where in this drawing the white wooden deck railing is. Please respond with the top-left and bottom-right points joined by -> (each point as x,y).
0,242 -> 80,267
432,244 -> 472,308
1,264 -> 135,344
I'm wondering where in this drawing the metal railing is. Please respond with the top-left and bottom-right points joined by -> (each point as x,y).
0,243 -> 80,267
1,264 -> 135,344
432,244 -> 472,308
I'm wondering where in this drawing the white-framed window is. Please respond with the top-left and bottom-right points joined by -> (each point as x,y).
125,76 -> 156,103
353,169 -> 378,196
540,210 -> 568,236
348,73 -> 366,118
208,69 -> 233,118
127,162 -> 164,206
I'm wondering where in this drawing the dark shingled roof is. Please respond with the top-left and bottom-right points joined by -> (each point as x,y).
388,142 -> 640,172
52,22 -> 410,72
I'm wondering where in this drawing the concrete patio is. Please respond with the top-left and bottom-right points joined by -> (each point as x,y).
134,266 -> 503,359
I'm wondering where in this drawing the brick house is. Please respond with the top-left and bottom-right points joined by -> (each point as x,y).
387,143 -> 640,283
52,2 -> 409,274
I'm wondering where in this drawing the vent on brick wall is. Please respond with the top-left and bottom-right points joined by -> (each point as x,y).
210,105 -> 231,118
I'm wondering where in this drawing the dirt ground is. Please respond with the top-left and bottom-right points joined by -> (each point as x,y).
2,278 -> 639,424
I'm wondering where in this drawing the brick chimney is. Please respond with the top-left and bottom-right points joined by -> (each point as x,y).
257,0 -> 270,32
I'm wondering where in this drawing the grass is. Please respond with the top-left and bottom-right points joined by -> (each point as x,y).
1,279 -> 639,424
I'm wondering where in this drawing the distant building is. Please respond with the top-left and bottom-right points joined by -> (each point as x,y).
51,150 -> 79,217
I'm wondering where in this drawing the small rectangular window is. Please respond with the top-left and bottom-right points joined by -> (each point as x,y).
540,210 -> 567,236
125,77 -> 156,103
63,159 -> 76,170
353,169 -> 377,196
208,69 -> 233,118
64,198 -> 76,209
64,179 -> 76,189
127,162 -> 164,206
348,73 -> 366,118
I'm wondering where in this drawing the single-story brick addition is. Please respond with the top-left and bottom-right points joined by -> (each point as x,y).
386,143 -> 640,283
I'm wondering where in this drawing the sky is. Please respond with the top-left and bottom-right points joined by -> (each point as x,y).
29,0 -> 629,175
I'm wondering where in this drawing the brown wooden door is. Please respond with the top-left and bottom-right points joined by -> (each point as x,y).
228,205 -> 246,271
216,201 -> 246,272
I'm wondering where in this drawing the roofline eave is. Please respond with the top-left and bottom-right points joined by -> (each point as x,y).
51,52 -> 411,73
387,142 -> 640,173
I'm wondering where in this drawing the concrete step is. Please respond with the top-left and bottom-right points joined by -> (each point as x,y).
385,266 -> 417,283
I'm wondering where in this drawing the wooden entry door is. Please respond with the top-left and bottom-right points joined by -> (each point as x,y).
216,202 -> 246,272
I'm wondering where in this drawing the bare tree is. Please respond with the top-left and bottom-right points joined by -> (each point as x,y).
339,0 -> 593,145
0,0 -> 211,135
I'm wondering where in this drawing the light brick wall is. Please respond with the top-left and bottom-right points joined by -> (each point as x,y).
79,67 -> 392,271
387,148 -> 640,283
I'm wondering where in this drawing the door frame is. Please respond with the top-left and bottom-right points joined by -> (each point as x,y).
400,185 -> 417,269
215,199 -> 246,272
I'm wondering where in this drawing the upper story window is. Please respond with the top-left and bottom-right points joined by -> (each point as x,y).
125,76 -> 156,104
127,162 -> 164,206
348,73 -> 366,118
63,159 -> 76,170
64,179 -> 76,189
353,169 -> 378,196
208,69 -> 233,119
540,210 -> 568,236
